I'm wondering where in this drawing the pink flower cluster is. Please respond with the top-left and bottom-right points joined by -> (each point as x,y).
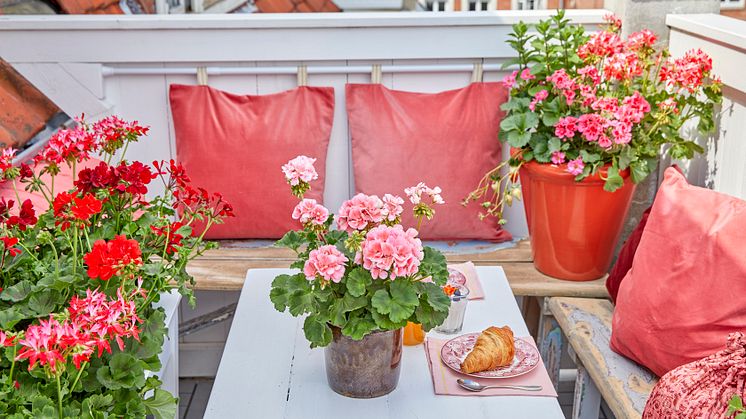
502,68 -> 535,89
292,199 -> 329,226
282,155 -> 318,186
336,193 -> 404,232
304,245 -> 348,283
660,49 -> 714,93
0,148 -> 16,174
15,288 -> 142,373
404,182 -> 444,205
355,225 -> 424,280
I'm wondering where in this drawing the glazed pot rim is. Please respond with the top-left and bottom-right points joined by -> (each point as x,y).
519,160 -> 632,185
328,324 -> 402,336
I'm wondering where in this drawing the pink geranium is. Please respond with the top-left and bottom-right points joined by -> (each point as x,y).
520,68 -> 535,81
282,156 -> 318,186
555,116 -> 578,140
336,193 -> 384,232
566,158 -> 585,176
502,71 -> 518,89
355,225 -> 424,280
529,89 -> 549,111
551,151 -> 566,165
381,194 -> 404,222
577,114 -> 609,143
304,245 -> 348,283
292,199 -> 329,226
404,182 -> 444,205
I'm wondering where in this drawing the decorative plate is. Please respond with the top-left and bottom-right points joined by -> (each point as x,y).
440,333 -> 540,379
447,268 -> 467,286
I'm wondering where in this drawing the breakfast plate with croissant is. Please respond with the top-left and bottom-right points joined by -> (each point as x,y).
439,326 -> 540,379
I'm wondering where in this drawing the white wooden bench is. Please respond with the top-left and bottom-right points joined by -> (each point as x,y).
547,297 -> 658,419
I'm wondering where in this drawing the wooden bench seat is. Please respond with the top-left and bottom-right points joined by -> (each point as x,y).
187,239 -> 609,298
547,297 -> 658,419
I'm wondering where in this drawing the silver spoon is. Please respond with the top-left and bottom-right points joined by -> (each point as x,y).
457,378 -> 542,392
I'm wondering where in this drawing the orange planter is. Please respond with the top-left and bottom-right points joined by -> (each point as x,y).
519,161 -> 636,281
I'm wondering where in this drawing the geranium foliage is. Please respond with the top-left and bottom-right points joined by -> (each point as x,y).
0,116 -> 233,418
270,156 -> 451,348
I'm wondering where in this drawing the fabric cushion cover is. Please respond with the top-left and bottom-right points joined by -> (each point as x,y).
346,82 -> 512,241
169,85 -> 335,239
610,167 -> 746,377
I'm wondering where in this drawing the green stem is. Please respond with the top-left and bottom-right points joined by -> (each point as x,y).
8,345 -> 16,385
17,242 -> 41,263
70,362 -> 87,393
119,140 -> 131,164
56,373 -> 63,419
72,228 -> 78,278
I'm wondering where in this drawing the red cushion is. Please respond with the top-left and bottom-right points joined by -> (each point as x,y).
610,167 -> 746,377
606,207 -> 651,303
346,83 -> 512,241
169,85 -> 335,239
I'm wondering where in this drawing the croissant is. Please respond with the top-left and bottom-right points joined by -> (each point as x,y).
460,326 -> 515,374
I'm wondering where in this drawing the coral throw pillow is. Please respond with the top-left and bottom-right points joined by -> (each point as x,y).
610,167 -> 746,377
169,85 -> 335,239
346,83 -> 512,241
643,333 -> 746,418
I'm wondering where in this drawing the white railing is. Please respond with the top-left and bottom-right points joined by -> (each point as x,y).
0,10 -> 607,239
666,14 -> 746,199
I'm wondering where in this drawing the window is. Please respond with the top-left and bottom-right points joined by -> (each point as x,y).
721,0 -> 745,9
512,0 -> 545,10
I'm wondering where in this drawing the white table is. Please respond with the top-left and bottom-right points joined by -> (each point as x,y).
205,267 -> 563,419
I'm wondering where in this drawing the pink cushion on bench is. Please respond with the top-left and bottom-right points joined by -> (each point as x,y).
610,167 -> 746,377
169,85 -> 335,239
346,83 -> 512,241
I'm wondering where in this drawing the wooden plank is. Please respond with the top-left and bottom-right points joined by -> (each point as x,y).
547,297 -> 658,419
187,240 -> 609,298
572,361 -> 602,419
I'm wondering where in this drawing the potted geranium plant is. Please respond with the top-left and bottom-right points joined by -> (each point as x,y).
270,156 -> 451,399
0,116 -> 233,417
465,11 -> 722,280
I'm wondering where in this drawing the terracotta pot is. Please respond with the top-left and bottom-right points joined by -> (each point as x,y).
324,326 -> 402,398
519,161 -> 636,281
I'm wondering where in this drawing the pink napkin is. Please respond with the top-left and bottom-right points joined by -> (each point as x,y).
424,336 -> 558,397
448,262 -> 484,300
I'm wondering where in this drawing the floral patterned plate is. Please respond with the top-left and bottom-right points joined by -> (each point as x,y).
447,268 -> 467,286
440,333 -> 540,379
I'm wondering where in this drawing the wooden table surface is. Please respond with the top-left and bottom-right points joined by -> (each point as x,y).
205,266 -> 563,419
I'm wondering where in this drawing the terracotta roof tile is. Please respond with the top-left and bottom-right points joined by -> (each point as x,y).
255,0 -> 340,13
0,60 -> 60,149
55,0 -> 123,14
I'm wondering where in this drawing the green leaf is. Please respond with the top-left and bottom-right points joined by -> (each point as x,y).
419,247 -> 448,286
303,314 -> 333,347
0,280 -> 34,302
371,282 -> 418,324
603,166 -> 625,192
269,274 -> 309,312
506,131 -> 532,148
143,389 -> 178,419
96,353 -> 145,390
419,282 -> 451,312
27,291 -> 62,316
345,267 -> 371,298
500,98 -> 531,112
617,147 -> 634,170
580,150 -> 601,163
547,137 -> 561,153
287,290 -> 315,317
329,293 -> 368,326
630,160 -> 650,184
275,230 -> 304,251
341,313 -> 377,340
0,308 -> 23,329
414,300 -> 449,331
371,309 -> 408,331
81,394 -> 114,419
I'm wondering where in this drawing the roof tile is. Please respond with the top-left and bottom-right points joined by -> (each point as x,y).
55,0 -> 123,14
255,0 -> 339,12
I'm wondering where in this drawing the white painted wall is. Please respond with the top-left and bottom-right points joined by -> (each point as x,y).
0,11 -> 608,240
666,14 -> 746,199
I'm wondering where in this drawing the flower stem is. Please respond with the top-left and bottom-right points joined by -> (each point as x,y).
70,362 -> 87,393
56,373 -> 63,419
8,345 -> 16,385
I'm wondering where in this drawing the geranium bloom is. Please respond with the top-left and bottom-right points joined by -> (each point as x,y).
604,52 -> 644,81
16,318 -> 69,372
34,126 -> 96,168
520,68 -> 535,81
75,161 -> 115,194
7,199 -> 37,231
91,115 -> 148,153
661,49 -> 714,93
627,29 -> 657,52
577,114 -> 609,143
610,120 -> 633,145
71,194 -> 103,221
0,330 -> 14,347
598,134 -> 613,149
578,31 -> 623,60
603,13 -> 622,31
660,98 -> 679,114
578,65 -> 601,85
282,156 -> 318,186
547,69 -> 575,91
292,199 -> 329,226
381,194 -> 404,222
112,161 -> 154,196
529,89 -> 549,111
502,70 -> 518,89
0,236 -> 20,257
551,151 -> 566,165
404,182 -> 444,205
303,245 -> 348,283
355,225 -> 424,280
566,158 -> 585,176
84,235 -> 143,281
150,221 -> 186,254
337,193 -> 384,232
554,116 -> 578,139
0,148 -> 16,175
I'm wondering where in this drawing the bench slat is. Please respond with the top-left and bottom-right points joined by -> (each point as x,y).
187,240 -> 609,298
548,297 -> 658,419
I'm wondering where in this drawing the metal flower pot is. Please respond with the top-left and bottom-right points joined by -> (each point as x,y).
324,326 -> 403,398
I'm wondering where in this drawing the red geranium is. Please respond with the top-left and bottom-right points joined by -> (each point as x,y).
112,161 -> 155,196
75,161 -> 116,194
0,236 -> 21,257
150,221 -> 186,255
71,194 -> 103,222
83,235 -> 143,281
7,199 -> 37,231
